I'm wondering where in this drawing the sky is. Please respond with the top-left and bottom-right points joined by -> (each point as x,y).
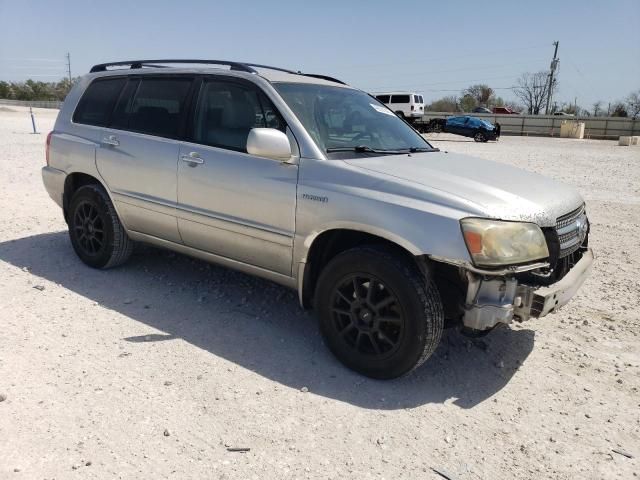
1,0 -> 639,109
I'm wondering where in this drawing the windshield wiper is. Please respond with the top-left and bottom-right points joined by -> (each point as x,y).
326,145 -> 438,154
327,146 -> 412,154
406,147 -> 438,153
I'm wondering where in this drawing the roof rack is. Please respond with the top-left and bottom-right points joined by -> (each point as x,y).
88,59 -> 347,85
89,59 -> 258,73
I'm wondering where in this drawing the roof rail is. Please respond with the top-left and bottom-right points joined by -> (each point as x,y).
88,59 -> 348,85
89,59 -> 257,73
301,73 -> 346,85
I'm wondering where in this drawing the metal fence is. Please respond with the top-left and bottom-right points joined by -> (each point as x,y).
0,99 -> 63,109
420,112 -> 638,139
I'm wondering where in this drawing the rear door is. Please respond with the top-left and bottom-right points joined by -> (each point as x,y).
176,77 -> 298,275
95,75 -> 195,243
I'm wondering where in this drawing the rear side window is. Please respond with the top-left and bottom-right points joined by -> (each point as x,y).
192,80 -> 285,152
127,78 -> 193,138
73,78 -> 126,126
376,95 -> 390,103
391,94 -> 410,103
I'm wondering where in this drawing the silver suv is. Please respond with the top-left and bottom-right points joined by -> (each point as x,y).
42,59 -> 593,379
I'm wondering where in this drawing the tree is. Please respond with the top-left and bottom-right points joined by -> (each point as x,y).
459,94 -> 477,112
611,103 -> 628,117
513,71 -> 555,114
592,101 -> 603,117
427,96 -> 459,112
626,90 -> 640,118
463,84 -> 494,106
0,77 -> 78,101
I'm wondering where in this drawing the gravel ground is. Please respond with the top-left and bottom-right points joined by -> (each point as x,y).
0,108 -> 638,479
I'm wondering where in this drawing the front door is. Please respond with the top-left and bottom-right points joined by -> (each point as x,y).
95,75 -> 194,243
176,77 -> 298,275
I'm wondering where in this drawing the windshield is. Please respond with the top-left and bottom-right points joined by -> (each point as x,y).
273,83 -> 433,157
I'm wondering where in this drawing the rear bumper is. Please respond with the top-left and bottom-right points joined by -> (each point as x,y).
462,248 -> 594,330
42,166 -> 65,208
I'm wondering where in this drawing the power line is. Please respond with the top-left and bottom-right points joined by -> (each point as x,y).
0,58 -> 61,62
365,74 -> 520,92
327,43 -> 550,71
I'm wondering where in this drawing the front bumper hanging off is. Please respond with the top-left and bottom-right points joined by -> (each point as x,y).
462,248 -> 594,331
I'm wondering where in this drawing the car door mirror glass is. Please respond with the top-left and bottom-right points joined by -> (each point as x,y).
246,128 -> 292,161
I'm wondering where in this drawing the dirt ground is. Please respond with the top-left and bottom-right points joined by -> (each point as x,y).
0,107 -> 638,479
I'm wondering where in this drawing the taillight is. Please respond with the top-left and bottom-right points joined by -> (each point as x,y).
46,131 -> 52,166
411,105 -> 414,111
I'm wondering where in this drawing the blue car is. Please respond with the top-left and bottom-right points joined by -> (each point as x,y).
428,115 -> 500,142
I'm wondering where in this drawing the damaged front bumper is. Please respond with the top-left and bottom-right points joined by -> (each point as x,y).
462,248 -> 594,331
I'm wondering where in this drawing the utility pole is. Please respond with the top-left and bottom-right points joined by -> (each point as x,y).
545,41 -> 559,114
66,52 -> 72,84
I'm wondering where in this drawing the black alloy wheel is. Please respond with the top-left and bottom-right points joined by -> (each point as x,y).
68,184 -> 133,269
72,200 -> 106,257
330,274 -> 404,359
315,245 -> 444,379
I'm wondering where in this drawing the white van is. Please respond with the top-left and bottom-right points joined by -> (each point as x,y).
374,92 -> 425,119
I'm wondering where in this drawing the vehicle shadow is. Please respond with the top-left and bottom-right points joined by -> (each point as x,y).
0,231 -> 535,410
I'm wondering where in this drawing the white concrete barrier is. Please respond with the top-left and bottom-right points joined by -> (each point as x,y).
618,136 -> 640,146
560,121 -> 585,139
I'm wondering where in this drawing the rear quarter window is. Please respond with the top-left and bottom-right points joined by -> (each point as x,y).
73,78 -> 126,126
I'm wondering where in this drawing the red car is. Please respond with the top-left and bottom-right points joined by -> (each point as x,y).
492,107 -> 519,114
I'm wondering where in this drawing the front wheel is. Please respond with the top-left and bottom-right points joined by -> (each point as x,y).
68,184 -> 133,269
315,246 -> 444,379
474,131 -> 487,142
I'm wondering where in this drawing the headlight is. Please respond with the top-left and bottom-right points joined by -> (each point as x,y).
460,218 -> 549,267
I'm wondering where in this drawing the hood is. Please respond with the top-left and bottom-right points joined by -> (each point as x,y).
344,151 -> 584,227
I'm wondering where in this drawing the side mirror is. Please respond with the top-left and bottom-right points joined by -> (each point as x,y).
246,128 -> 292,161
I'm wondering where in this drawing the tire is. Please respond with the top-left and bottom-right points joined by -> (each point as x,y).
474,131 -> 487,142
431,122 -> 443,133
395,111 -> 405,119
68,184 -> 133,269
315,245 -> 444,379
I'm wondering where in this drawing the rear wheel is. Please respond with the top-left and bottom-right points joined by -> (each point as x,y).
68,184 -> 133,269
315,246 -> 444,379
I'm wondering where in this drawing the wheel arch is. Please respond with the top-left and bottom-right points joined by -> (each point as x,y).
63,171 -> 120,225
297,226 -> 425,309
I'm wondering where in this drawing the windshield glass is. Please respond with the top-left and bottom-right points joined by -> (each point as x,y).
273,83 -> 433,157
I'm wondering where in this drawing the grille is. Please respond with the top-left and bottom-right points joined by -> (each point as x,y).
555,204 -> 588,258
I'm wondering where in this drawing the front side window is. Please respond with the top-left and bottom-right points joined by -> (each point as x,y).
274,83 -> 432,157
73,78 -> 126,126
127,77 -> 193,138
192,80 -> 284,152
391,94 -> 410,103
376,95 -> 390,103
